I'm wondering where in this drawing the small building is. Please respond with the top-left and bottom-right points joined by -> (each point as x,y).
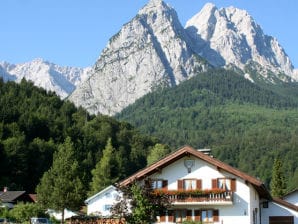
85,185 -> 120,216
283,189 -> 298,206
0,188 -> 35,209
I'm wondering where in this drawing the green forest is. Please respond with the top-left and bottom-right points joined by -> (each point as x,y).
116,69 -> 298,191
0,78 -> 158,194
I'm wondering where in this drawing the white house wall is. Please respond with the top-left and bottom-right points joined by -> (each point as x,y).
261,201 -> 298,224
284,192 -> 298,206
86,188 -> 119,216
149,155 -> 258,224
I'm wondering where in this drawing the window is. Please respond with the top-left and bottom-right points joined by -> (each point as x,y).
103,204 -> 112,211
217,178 -> 236,191
104,192 -> 111,198
183,179 -> 196,190
201,210 -> 219,223
174,210 -> 187,223
152,180 -> 163,189
150,179 -> 167,190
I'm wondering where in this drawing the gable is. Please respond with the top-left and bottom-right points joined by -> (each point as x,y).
119,145 -> 270,198
85,185 -> 118,205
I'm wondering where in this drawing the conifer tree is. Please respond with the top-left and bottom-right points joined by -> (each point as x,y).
36,137 -> 84,224
270,158 -> 286,197
89,138 -> 118,196
147,143 -> 170,165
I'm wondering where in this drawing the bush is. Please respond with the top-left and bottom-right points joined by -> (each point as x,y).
8,202 -> 47,223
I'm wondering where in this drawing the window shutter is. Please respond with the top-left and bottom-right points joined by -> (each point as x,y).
213,210 -> 219,222
168,210 -> 174,222
196,179 -> 202,190
160,210 -> 166,222
187,210 -> 192,221
194,210 -> 201,221
178,180 -> 183,190
144,179 -> 151,188
231,179 -> 236,192
212,179 -> 218,189
162,180 -> 168,190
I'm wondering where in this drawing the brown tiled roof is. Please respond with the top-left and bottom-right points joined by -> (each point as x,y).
120,145 -> 271,198
29,194 -> 37,203
0,191 -> 26,203
273,197 -> 298,212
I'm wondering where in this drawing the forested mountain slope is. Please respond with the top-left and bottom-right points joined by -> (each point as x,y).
116,69 -> 298,190
0,78 -> 157,193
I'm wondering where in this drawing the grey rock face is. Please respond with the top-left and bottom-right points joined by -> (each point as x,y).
69,0 -> 209,115
0,59 -> 92,99
185,3 -> 296,81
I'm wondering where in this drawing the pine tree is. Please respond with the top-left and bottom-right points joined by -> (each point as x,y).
89,138 -> 118,196
36,137 -> 84,224
147,143 -> 170,166
270,158 -> 286,197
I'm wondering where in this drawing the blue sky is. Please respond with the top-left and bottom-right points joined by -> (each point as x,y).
1,0 -> 297,68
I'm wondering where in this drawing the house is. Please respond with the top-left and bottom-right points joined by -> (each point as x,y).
86,146 -> 298,224
85,185 -> 120,216
261,198 -> 298,224
283,189 -> 298,206
0,188 -> 35,209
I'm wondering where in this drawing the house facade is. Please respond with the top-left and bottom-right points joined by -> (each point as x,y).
86,146 -> 298,224
283,190 -> 298,206
85,185 -> 120,216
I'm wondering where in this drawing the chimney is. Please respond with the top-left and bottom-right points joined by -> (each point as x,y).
198,149 -> 213,157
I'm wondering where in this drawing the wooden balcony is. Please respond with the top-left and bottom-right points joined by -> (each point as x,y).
154,189 -> 233,206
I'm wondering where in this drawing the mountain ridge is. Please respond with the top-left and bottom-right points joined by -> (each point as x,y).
0,59 -> 92,99
69,1 -> 297,115
1,1 -> 297,115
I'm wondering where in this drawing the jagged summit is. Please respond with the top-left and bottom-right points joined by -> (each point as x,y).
0,59 -> 92,98
185,3 -> 295,80
69,0 -> 209,115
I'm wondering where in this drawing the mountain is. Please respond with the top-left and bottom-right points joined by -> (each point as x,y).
69,0 -> 210,115
0,59 -> 92,99
185,3 -> 296,81
69,1 -> 298,115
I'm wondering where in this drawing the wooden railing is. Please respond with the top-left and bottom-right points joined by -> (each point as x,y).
160,191 -> 233,204
169,191 -> 233,203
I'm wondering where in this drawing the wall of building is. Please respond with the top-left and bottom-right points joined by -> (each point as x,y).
87,188 -> 119,216
284,192 -> 298,206
149,155 -> 257,224
261,201 -> 298,224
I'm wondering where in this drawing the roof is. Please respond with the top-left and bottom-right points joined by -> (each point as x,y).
85,185 -> 117,204
0,191 -> 26,203
29,194 -> 37,203
283,189 -> 298,198
119,145 -> 271,199
273,197 -> 298,212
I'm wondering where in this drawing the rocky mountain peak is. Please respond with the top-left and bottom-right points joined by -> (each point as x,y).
0,59 -> 92,99
185,3 -> 295,80
69,0 -> 209,116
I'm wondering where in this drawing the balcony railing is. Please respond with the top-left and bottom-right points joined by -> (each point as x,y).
153,189 -> 233,205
